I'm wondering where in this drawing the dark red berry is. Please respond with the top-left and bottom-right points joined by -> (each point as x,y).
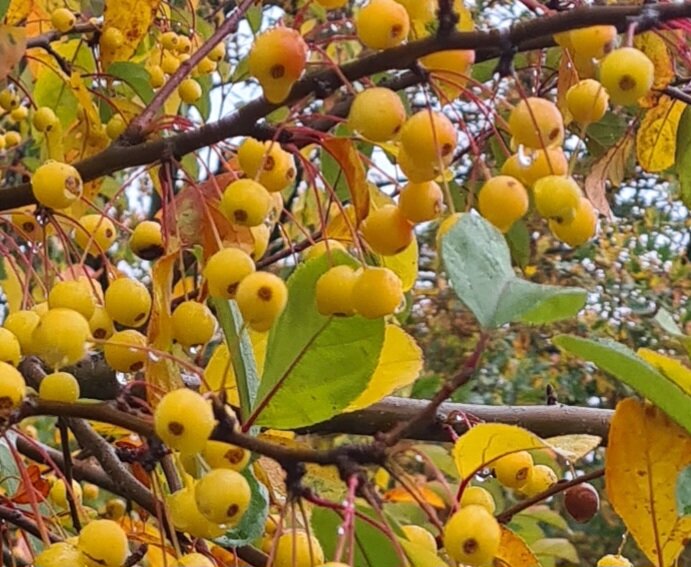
564,482 -> 600,523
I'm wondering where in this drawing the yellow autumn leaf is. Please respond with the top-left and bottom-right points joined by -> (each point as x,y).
546,434 -> 602,462
322,138 -> 370,223
452,424 -> 547,482
381,238 -> 419,292
634,32 -> 674,108
6,0 -> 32,25
496,527 -> 540,567
346,325 -> 423,411
0,257 -> 24,313
637,349 -> 691,395
605,398 -> 691,567
383,485 -> 446,509
636,96 -> 686,173
101,0 -> 161,68
399,537 -> 447,567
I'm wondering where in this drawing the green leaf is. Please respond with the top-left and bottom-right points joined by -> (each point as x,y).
677,465 -> 691,516
33,69 -> 78,128
252,252 -> 385,428
674,104 -> 691,208
246,4 -> 263,34
212,298 -> 260,424
585,111 -> 629,156
399,538 -> 447,567
0,257 -> 5,280
531,538 -> 579,564
312,505 -> 403,567
0,0 -> 10,20
214,466 -> 268,547
192,74 -> 213,121
106,62 -> 154,104
553,335 -> 691,434
506,220 -> 530,269
441,215 -> 586,328
654,308 -> 691,357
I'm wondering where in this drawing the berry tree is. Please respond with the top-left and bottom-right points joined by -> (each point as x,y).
0,1 -> 689,566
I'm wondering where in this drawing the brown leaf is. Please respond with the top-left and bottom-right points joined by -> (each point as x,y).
11,465 -> 50,504
556,50 -> 579,125
0,26 -> 26,81
584,132 -> 634,218
321,138 -> 370,223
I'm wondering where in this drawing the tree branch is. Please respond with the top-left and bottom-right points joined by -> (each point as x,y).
0,505 -> 60,543
1,3 -> 688,212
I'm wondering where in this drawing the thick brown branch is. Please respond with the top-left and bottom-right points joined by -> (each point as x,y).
0,505 -> 60,543
1,3 -> 688,212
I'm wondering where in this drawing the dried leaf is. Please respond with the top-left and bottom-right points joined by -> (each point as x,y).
11,465 -> 50,504
0,26 -> 25,81
346,325 -> 422,411
585,132 -> 634,217
321,138 -> 370,223
101,0 -> 161,67
606,398 -> 691,567
496,527 -> 540,567
545,434 -> 602,462
636,96 -> 686,173
452,424 -> 547,483
383,484 -> 446,509
556,51 -> 579,124
634,32 -> 674,108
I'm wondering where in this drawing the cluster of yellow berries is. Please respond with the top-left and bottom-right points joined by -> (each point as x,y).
0,88 -> 29,149
491,450 -> 559,497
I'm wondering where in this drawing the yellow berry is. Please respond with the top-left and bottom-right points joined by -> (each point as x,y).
176,35 -> 192,54
12,209 -> 44,241
549,197 -> 597,247
75,214 -> 117,255
194,468 -> 251,525
221,179 -> 272,227
599,47 -> 654,106
0,328 -> 21,366
493,450 -> 534,489
179,78 -> 202,104
35,542 -> 87,567
51,8 -> 76,32
33,107 -> 59,132
0,361 -> 26,411
32,302 -> 50,317
274,530 -> 324,567
443,505 -> 501,566
10,106 -> 28,122
420,49 -> 475,101
356,0 -> 410,50
103,329 -> 148,373
500,147 -> 568,187
83,483 -> 100,501
351,267 -> 403,319
250,224 -> 271,260
88,306 -> 114,340
566,79 -> 609,125
32,160 -> 83,209
317,0 -> 348,8
4,131 -> 21,147
597,555 -> 633,567
568,25 -> 617,60
101,27 -> 125,52
316,265 -> 358,316
348,87 -> 406,142
235,271 -> 288,332
361,204 -> 414,255
40,371 -> 80,403
303,239 -> 345,262
238,138 -> 296,193
105,277 -> 152,327
78,519 -> 129,567
104,498 -> 126,520
129,220 -> 164,260
508,97 -> 564,149
400,110 -> 456,169
161,50 -> 181,74
477,175 -> 529,233
398,180 -> 444,223
49,478 -> 82,508
4,310 -> 40,353
32,308 -> 91,368
105,114 -> 126,139
248,27 -> 308,104
160,31 -> 180,51
171,301 -> 217,347
398,147 -> 444,183
204,247 -> 256,299
195,56 -> 217,76
0,89 -> 19,111
177,553 -> 215,567
520,464 -> 558,497
147,64 -> 165,88
167,486 -> 225,539
48,279 -> 96,320
154,388 -> 216,454
533,175 -> 583,222
208,42 -> 226,62
201,440 -> 250,471
402,525 -> 436,552
460,485 -> 496,514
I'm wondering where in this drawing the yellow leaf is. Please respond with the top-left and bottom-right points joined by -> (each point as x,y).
0,26 -> 26,81
346,325 -> 423,411
496,527 -> 540,567
637,349 -> 691,395
545,434 -> 602,462
0,257 -> 24,313
399,537 -> 447,567
381,238 -> 419,292
6,0 -> 32,24
636,96 -> 686,173
605,398 -> 691,567
452,424 -> 547,483
584,132 -> 634,218
634,32 -> 674,108
321,138 -> 370,223
101,0 -> 161,67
